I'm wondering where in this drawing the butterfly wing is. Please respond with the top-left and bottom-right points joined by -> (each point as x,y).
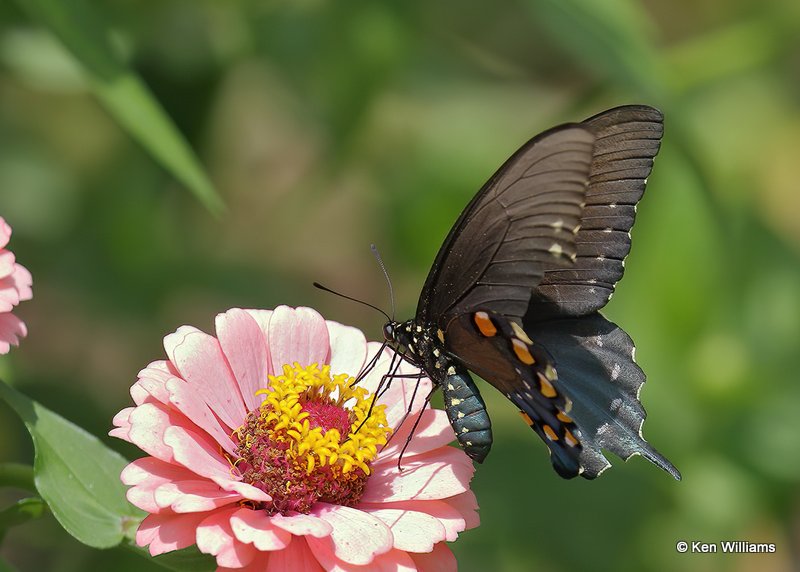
529,105 -> 663,319
523,312 -> 681,479
415,125 -> 596,326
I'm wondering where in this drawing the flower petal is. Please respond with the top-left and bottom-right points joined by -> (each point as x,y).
121,457 -> 199,513
307,504 -> 393,566
11,263 -> 32,301
216,309 -> 270,411
359,506 -> 446,552
441,491 -> 480,530
268,306 -> 330,371
360,500 -> 467,542
308,540 -> 418,572
408,542 -> 457,572
230,507 -> 292,551
197,507 -> 258,568
0,218 -> 10,249
269,513 -> 333,538
126,403 -> 181,462
379,409 -> 455,461
326,321 -> 367,376
164,325 -> 247,430
136,512 -> 208,556
0,312 -> 27,354
155,480 -> 241,513
165,376 -> 237,455
362,448 -> 474,503
162,425 -> 271,503
266,537 -> 324,572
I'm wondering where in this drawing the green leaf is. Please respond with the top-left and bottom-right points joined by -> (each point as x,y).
12,0 -> 225,215
523,0 -> 665,97
0,379 -> 143,549
0,497 -> 47,541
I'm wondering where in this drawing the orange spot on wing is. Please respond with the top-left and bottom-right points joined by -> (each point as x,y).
519,411 -> 534,426
511,338 -> 536,365
538,375 -> 557,398
556,411 -> 573,423
564,429 -> 579,447
473,311 -> 497,337
543,425 -> 559,441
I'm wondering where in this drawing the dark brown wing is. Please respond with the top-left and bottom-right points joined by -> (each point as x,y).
415,126 -> 595,326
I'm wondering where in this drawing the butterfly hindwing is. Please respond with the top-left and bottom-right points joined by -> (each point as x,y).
444,311 -> 586,478
523,312 -> 681,479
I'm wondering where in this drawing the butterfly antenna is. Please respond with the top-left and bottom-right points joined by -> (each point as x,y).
370,244 -> 396,320
312,282 -> 391,322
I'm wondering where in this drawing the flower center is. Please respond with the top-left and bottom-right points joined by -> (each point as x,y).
234,363 -> 391,515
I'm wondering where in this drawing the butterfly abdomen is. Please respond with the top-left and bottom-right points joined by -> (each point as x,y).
442,366 -> 492,463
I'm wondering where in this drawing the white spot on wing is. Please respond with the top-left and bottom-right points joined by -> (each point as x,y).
594,335 -> 604,347
549,243 -> 563,256
611,363 -> 621,380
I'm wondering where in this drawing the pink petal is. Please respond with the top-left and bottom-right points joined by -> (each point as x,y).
268,306 -> 330,371
306,504 -> 392,566
361,448 -> 474,503
266,537 -> 324,572
0,277 -> 20,311
378,409 -> 455,461
121,457 -> 198,513
133,365 -> 173,405
136,512 -> 208,556
0,218 -> 10,249
0,251 -> 14,278
165,376 -> 237,455
216,309 -> 270,411
230,507 -> 291,551
308,540 -> 417,572
155,480 -> 241,513
408,542 -> 457,572
12,264 -> 32,301
441,491 -> 480,530
197,508 -> 258,568
164,325 -> 247,430
0,312 -> 27,354
162,425 -> 271,503
218,553 -> 271,572
126,403 -> 181,462
359,506 -> 446,552
361,499 -> 467,542
243,309 -> 274,339
269,513 -> 333,538
109,407 -> 134,441
326,321 -> 367,376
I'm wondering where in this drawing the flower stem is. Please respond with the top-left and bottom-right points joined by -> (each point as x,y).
0,463 -> 35,493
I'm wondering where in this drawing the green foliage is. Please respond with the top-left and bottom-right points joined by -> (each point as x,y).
0,380 -> 141,549
11,0 -> 224,214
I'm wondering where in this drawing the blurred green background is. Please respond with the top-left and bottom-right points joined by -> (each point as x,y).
2,0 -> 800,571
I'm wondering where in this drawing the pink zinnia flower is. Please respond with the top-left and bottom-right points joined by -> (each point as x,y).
0,217 -> 32,355
112,306 -> 478,571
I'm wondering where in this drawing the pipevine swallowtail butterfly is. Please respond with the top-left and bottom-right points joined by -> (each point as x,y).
382,105 -> 680,480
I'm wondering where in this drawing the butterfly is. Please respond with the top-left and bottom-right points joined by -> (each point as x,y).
382,105 -> 680,480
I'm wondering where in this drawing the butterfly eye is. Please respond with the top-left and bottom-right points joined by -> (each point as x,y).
382,322 -> 395,341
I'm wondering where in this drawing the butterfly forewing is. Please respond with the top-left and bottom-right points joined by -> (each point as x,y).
416,126 -> 596,327
530,106 -> 663,319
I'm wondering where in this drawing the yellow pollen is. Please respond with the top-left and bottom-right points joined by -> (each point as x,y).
249,363 -> 391,477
